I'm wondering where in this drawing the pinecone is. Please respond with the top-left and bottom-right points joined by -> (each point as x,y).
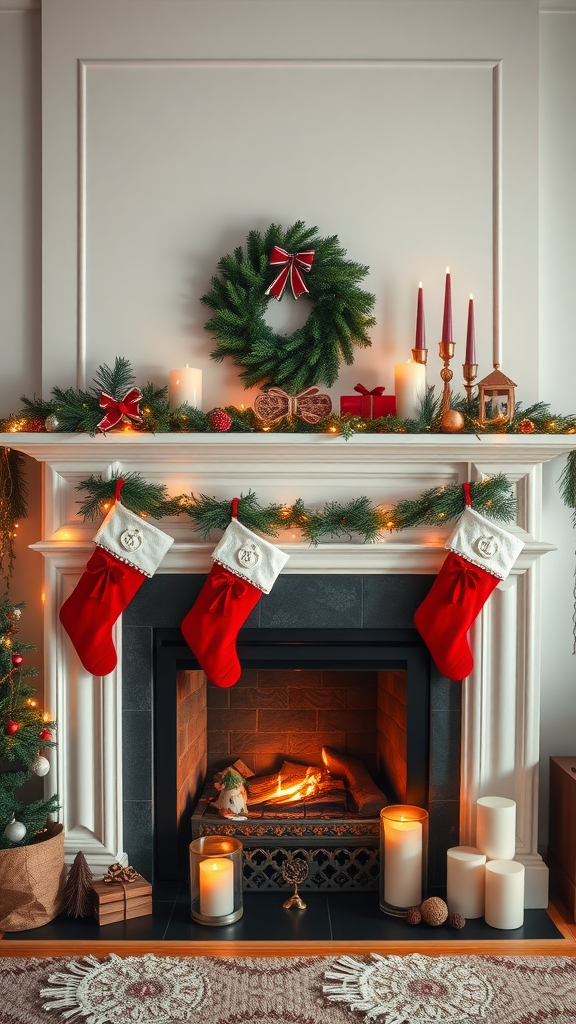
420,896 -> 448,926
448,912 -> 466,930
406,906 -> 422,925
209,408 -> 232,433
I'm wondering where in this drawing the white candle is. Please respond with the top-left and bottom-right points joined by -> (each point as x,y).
476,796 -> 516,860
198,857 -> 234,917
394,359 -> 426,420
168,366 -> 202,411
446,846 -> 486,919
485,860 -> 525,929
383,818 -> 423,908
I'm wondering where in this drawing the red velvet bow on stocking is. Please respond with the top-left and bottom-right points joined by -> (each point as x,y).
98,388 -> 143,432
264,246 -> 315,300
208,568 -> 250,617
448,557 -> 484,605
86,550 -> 126,600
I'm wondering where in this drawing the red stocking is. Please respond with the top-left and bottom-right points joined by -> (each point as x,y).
60,480 -> 173,676
181,499 -> 289,687
414,484 -> 524,680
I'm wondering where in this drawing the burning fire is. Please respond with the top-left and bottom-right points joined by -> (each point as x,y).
270,767 -> 323,805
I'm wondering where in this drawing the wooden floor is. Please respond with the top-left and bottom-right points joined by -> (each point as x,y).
1,899 -> 575,958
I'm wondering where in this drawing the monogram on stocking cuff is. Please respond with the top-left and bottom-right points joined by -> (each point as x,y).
120,528 -> 143,552
474,535 -> 498,559
235,543 -> 260,570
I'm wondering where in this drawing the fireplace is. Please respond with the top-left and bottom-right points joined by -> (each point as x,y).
11,431 -> 561,909
123,573 -> 461,891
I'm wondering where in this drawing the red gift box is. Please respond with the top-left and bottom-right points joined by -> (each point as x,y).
340,384 -> 397,420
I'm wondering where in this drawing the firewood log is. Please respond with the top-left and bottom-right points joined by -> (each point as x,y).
321,747 -> 388,816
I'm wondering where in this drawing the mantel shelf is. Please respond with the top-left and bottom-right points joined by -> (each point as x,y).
2,431 -> 576,466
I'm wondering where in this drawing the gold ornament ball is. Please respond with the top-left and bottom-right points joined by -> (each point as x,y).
420,896 -> 449,926
441,409 -> 465,433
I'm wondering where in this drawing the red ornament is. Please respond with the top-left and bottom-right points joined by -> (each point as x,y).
4,720 -> 19,735
27,417 -> 46,433
209,408 -> 233,433
518,418 -> 535,434
39,728 -> 52,741
11,653 -> 23,666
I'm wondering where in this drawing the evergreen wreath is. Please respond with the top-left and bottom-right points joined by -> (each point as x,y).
202,221 -> 376,394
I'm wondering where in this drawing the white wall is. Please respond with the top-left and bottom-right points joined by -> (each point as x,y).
0,1 -> 43,679
0,0 -> 574,846
539,7 -> 576,846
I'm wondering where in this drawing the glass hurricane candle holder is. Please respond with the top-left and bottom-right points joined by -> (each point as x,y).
190,835 -> 243,926
379,805 -> 429,917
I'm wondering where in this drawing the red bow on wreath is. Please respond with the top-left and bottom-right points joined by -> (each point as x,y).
264,246 -> 315,300
98,388 -> 143,433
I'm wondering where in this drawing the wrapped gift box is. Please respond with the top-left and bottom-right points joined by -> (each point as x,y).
340,384 -> 397,420
93,873 -> 152,926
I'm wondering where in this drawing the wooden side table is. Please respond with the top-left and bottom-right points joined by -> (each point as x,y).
549,756 -> 576,922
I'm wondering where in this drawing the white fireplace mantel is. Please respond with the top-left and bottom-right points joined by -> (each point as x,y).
4,430 -> 575,906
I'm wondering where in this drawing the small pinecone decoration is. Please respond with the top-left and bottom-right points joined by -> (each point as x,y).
448,912 -> 466,930
209,407 -> 232,433
420,896 -> 448,926
518,418 -> 535,434
406,906 -> 422,926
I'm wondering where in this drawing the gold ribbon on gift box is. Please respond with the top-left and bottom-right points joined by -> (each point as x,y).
103,862 -> 139,884
254,387 -> 332,425
102,862 -> 139,919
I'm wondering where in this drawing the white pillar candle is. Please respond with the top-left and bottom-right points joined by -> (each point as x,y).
446,846 -> 486,919
168,366 -> 202,410
394,359 -> 426,420
383,818 -> 423,908
476,796 -> 516,860
198,857 -> 234,918
485,860 -> 525,929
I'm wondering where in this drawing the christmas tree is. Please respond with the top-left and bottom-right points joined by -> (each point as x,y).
0,595 -> 59,848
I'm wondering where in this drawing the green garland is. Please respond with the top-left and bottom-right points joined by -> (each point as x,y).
75,472 -> 517,544
202,221 -> 376,394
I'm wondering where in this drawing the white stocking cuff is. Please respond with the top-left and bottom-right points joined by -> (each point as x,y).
212,519 -> 289,593
94,501 -> 174,577
447,506 -> 524,580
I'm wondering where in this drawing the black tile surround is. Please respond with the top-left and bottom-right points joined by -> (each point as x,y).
122,574 -> 461,888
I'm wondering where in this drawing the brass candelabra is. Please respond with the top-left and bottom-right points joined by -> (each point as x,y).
462,362 -> 478,403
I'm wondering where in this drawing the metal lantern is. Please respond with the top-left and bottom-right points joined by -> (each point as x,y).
477,368 -> 516,425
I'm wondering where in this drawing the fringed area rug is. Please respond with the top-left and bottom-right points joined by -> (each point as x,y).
0,953 -> 575,1024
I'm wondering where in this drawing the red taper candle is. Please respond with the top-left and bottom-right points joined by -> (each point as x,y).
465,294 -> 476,364
441,267 -> 452,345
415,282 -> 426,350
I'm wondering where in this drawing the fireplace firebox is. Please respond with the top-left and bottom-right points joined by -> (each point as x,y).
121,573 -> 461,891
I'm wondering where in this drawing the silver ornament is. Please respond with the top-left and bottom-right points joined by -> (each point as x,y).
45,413 -> 62,432
11,608 -> 21,619
4,818 -> 26,843
31,753 -> 50,777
